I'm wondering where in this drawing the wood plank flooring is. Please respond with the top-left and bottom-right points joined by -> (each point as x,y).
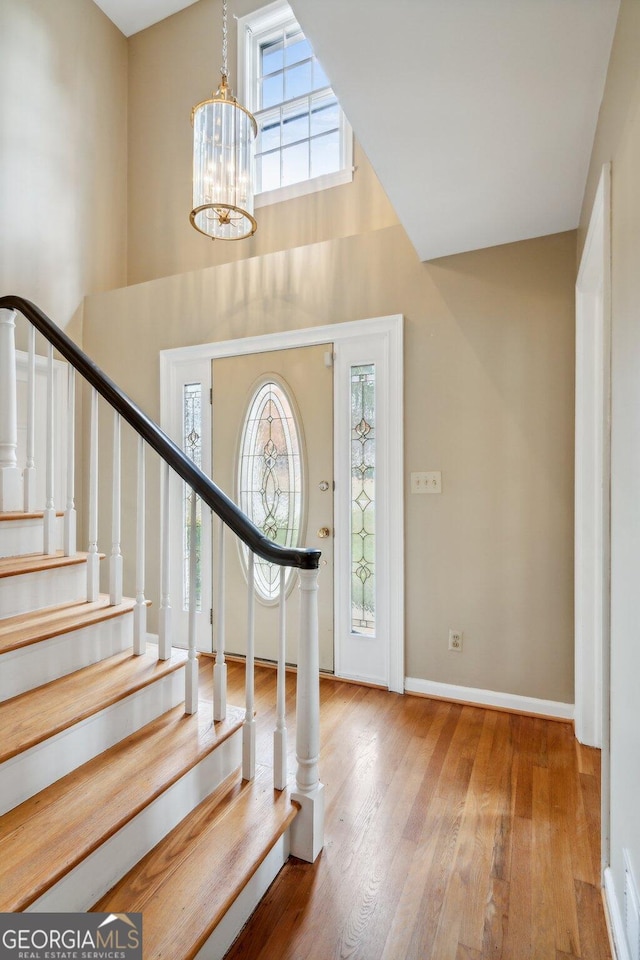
209,660 -> 611,960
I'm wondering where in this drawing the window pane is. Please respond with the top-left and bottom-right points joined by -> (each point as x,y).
259,115 -> 281,154
311,130 -> 340,179
285,60 -> 312,100
261,71 -> 284,110
258,150 -> 281,192
183,383 -> 202,613
261,35 -> 284,75
285,33 -> 311,66
351,365 -> 375,635
282,102 -> 309,146
282,140 -> 309,185
238,381 -> 303,602
310,95 -> 339,138
312,59 -> 330,91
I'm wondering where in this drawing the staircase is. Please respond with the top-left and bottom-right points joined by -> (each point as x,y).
0,296 -> 324,959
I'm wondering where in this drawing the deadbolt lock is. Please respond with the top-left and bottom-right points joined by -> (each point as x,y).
317,526 -> 331,539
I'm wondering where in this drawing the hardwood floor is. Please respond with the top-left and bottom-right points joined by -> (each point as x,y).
202,660 -> 611,960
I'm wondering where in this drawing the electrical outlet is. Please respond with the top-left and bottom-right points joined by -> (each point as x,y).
448,630 -> 463,652
411,471 -> 442,494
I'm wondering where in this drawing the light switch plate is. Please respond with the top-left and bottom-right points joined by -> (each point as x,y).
411,471 -> 442,494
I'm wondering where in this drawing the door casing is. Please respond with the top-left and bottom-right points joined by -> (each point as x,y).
160,314 -> 404,692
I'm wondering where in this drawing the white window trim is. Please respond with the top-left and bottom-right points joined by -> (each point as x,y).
237,0 -> 353,207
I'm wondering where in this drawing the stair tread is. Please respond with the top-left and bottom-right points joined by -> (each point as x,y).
0,511 -> 64,521
0,550 -> 89,578
0,595 -> 137,654
0,702 -> 245,912
94,765 -> 298,960
0,647 -> 189,764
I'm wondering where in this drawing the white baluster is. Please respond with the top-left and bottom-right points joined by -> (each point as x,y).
133,436 -> 147,655
274,566 -> 288,790
109,412 -> 123,605
213,516 -> 227,721
243,551 -> 256,781
290,567 -> 324,862
23,324 -> 36,512
86,387 -> 100,601
158,460 -> 172,660
185,490 -> 199,714
43,342 -> 56,554
63,366 -> 76,555
0,309 -> 21,512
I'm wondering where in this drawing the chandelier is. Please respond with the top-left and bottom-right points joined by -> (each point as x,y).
189,0 -> 257,240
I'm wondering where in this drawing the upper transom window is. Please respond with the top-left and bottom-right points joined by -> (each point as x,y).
237,0 -> 353,207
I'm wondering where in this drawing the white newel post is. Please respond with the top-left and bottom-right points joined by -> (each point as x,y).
290,567 -> 324,863
0,310 -> 22,512
133,436 -> 147,655
213,516 -> 227,721
185,490 -> 199,714
23,325 -> 36,512
43,342 -> 56,554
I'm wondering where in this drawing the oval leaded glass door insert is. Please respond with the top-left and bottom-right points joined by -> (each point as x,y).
238,379 -> 304,601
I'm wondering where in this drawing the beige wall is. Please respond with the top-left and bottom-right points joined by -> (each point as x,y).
0,0 -> 127,338
579,0 -> 640,926
84,225 -> 576,704
126,0 -> 398,286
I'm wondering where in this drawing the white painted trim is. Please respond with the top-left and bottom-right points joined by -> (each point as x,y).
404,676 -> 574,722
575,163 -> 612,880
0,668 -> 185,815
28,730 -> 243,912
161,356 -> 213,653
194,831 -> 290,960
160,314 -> 404,693
604,866 -> 631,960
575,161 -> 612,750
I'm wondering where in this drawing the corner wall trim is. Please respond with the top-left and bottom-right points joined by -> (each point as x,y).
604,866 -> 630,960
404,677 -> 574,722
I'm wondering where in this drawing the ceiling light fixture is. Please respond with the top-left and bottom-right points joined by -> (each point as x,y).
189,0 -> 257,240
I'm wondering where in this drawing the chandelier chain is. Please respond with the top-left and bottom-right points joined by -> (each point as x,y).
221,0 -> 229,79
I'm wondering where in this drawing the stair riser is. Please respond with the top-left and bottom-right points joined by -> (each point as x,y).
0,667 -> 185,815
27,729 -> 243,912
0,613 -> 133,701
0,517 -> 63,558
0,562 -> 86,617
195,832 -> 291,960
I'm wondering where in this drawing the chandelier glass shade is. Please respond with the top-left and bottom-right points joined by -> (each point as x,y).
190,3 -> 257,240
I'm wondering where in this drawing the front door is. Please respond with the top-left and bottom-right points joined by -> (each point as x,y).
212,344 -> 334,671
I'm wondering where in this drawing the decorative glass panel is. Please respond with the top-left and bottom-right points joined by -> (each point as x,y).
238,380 -> 303,602
351,364 -> 375,635
183,383 -> 202,612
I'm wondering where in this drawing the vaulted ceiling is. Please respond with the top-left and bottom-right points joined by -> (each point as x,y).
94,0 -> 620,261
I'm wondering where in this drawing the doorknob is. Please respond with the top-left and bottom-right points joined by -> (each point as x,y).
317,526 -> 331,538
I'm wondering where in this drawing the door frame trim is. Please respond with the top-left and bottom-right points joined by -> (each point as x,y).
575,163 -> 611,875
160,314 -> 404,693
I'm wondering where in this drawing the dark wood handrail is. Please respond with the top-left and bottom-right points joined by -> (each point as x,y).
0,295 -> 321,570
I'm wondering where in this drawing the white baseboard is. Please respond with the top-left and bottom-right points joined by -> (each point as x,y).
604,866 -> 630,960
404,677 -> 574,722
